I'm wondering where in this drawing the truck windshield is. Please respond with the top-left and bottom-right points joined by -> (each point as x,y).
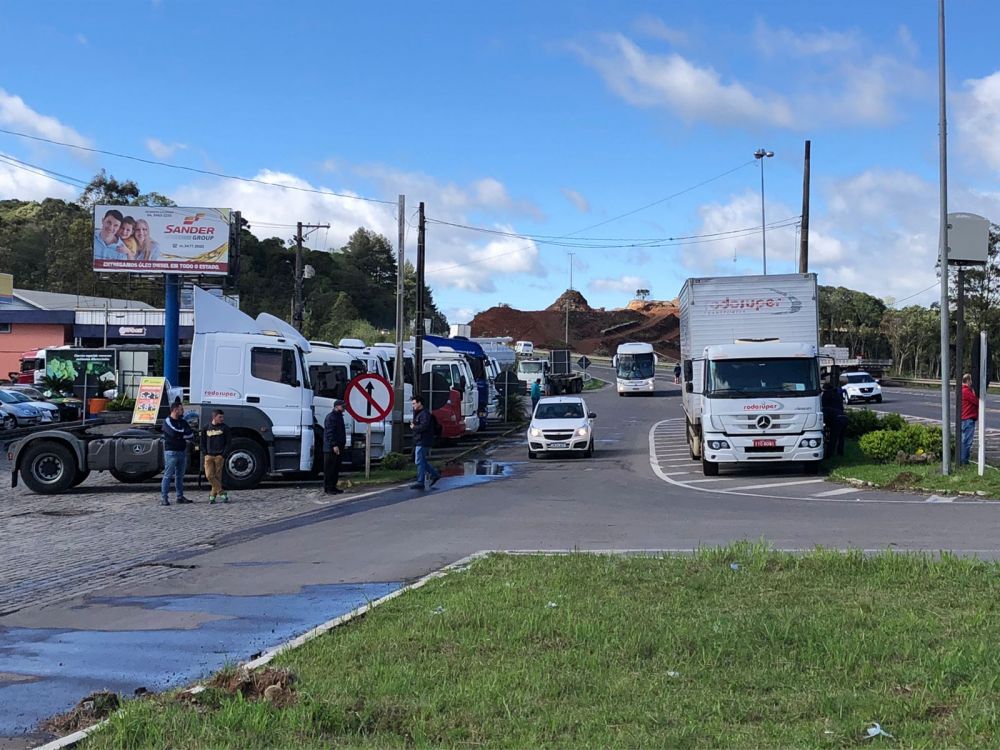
616,353 -> 655,379
520,362 -> 545,374
707,358 -> 819,397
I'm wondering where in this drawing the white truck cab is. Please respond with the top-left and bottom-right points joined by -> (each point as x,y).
516,358 -> 549,389
306,345 -> 368,460
423,350 -> 480,433
514,340 -> 534,355
191,288 -> 316,489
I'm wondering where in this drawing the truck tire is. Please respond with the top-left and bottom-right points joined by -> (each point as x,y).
224,438 -> 267,490
701,456 -> 719,477
19,441 -> 77,494
110,468 -> 159,484
1,414 -> 14,431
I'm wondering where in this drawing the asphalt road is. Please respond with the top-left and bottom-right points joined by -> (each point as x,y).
5,372 -> 1000,744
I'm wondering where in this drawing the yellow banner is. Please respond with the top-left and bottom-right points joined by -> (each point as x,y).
0,272 -> 11,304
132,377 -> 166,425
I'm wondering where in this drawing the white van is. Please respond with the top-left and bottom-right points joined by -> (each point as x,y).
514,341 -> 534,355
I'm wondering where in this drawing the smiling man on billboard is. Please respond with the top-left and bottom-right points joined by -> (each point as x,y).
94,208 -> 127,260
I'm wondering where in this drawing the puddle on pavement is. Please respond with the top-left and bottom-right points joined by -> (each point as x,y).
439,460 -> 511,489
0,581 -> 400,738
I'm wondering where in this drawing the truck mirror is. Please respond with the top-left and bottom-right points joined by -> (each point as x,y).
685,382 -> 693,393
611,356 -> 618,368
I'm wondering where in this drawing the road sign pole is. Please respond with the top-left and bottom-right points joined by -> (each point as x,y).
366,423 -> 372,479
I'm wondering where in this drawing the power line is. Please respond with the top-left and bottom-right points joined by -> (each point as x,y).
0,126 -> 398,206
0,153 -> 89,188
892,282 -> 940,306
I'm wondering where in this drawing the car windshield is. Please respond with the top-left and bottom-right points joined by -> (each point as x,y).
535,402 -> 584,419
15,387 -> 45,399
706,358 -> 819,398
0,391 -> 19,404
3,391 -> 31,403
616,353 -> 655,379
847,374 -> 875,383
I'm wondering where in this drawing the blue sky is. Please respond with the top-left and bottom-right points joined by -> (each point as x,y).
2,1 -> 1000,324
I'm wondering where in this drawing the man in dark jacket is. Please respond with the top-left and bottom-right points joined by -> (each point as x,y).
323,399 -> 347,494
201,409 -> 231,504
161,400 -> 195,506
410,395 -> 440,490
821,380 -> 847,458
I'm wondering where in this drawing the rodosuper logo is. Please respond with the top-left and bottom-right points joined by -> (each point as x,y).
708,288 -> 802,316
166,212 -> 215,235
743,401 -> 782,412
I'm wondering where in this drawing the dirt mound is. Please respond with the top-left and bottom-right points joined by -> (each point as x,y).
546,289 -> 592,312
206,666 -> 297,707
626,299 -> 680,314
44,691 -> 121,734
472,305 -> 643,353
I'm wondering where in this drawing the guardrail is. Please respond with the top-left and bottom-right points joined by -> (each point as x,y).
882,376 -> 1000,394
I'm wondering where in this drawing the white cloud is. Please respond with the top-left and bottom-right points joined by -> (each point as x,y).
576,33 -> 794,127
0,155 -> 76,201
173,164 -> 544,295
562,187 -> 590,213
0,89 -> 90,148
445,307 -> 476,324
145,137 -> 187,159
589,274 -> 652,294
633,16 -> 689,47
957,70 -> 1000,173
575,23 -> 926,130
688,169 -> 1000,306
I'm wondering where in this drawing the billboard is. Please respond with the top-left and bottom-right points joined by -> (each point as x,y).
46,349 -> 117,399
93,205 -> 231,275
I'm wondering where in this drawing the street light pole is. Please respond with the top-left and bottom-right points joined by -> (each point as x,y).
754,148 -> 774,275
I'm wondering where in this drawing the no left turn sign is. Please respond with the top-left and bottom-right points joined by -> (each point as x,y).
344,373 -> 395,424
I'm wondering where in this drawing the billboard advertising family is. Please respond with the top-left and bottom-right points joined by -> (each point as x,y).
93,205 -> 231,275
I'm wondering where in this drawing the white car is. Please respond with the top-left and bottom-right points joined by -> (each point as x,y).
0,388 -> 59,423
841,372 -> 882,404
527,395 -> 595,459
0,390 -> 44,429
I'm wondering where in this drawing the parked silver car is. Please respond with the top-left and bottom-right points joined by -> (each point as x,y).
0,389 -> 43,429
0,388 -> 60,423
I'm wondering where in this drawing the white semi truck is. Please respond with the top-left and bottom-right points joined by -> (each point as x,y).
680,273 -> 824,477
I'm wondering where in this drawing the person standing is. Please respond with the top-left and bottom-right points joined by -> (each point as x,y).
821,380 -> 847,458
161,400 -> 194,506
201,409 -> 231,504
530,378 -> 542,414
410,395 -> 440,491
961,373 -> 980,466
323,399 -> 347,494
673,363 -> 682,385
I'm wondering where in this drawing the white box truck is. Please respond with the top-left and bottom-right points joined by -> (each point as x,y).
679,273 -> 824,476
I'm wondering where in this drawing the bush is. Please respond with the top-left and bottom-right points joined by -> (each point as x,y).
381,451 -> 408,470
846,409 -> 881,438
859,424 -> 941,463
106,394 -> 136,412
878,412 -> 907,432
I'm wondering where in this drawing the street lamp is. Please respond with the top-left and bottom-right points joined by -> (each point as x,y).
754,148 -> 774,274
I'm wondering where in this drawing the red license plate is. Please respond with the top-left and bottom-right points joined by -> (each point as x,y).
753,439 -> 777,447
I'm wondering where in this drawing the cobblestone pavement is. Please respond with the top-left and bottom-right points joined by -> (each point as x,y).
0,463 -> 387,616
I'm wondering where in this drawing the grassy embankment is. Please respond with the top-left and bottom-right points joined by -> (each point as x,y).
84,546 -> 1000,748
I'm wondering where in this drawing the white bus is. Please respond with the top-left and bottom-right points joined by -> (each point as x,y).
612,342 -> 657,395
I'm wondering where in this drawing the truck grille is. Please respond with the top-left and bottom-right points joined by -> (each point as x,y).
721,413 -> 805,434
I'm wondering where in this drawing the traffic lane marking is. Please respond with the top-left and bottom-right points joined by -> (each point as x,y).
722,478 -> 827,491
813,487 -> 861,497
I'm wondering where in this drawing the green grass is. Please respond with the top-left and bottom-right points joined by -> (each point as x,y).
826,440 -> 1000,497
83,546 -> 1000,749
583,375 -> 607,391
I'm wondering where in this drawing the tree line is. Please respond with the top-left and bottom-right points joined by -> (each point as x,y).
0,172 -> 448,342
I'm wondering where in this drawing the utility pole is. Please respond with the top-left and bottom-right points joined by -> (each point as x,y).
954,267 -> 965,469
937,0 -> 952,475
568,252 -> 575,290
799,139 -> 811,273
391,195 -> 406,453
292,221 -> 329,332
565,254 -> 575,347
415,201 -> 426,397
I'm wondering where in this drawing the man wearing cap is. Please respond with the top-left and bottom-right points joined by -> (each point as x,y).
323,399 -> 347,494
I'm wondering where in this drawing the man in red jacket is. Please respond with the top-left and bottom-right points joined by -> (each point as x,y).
961,373 -> 980,465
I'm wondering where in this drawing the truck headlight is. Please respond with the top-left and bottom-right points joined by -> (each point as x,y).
708,440 -> 730,450
529,428 -> 542,437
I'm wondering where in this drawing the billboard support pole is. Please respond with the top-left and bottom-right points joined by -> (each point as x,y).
164,275 -> 179,388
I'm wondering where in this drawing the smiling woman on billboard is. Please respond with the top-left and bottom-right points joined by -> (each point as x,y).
92,205 -> 231,274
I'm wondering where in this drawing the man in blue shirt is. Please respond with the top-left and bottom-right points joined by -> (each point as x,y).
94,209 -> 126,260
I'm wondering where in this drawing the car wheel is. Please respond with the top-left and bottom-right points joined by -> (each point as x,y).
584,439 -> 594,458
1,414 -> 14,431
875,395 -> 883,403
701,457 -> 719,477
223,438 -> 268,490
528,449 -> 536,460
19,441 -> 77,494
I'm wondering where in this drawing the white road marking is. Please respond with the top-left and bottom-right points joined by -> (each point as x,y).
684,477 -> 733,484
725,478 -> 827,491
812,486 -> 861,497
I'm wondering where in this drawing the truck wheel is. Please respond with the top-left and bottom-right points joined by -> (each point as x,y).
20,441 -> 77,494
574,379 -> 583,394
1,414 -> 14,431
71,467 -> 91,487
701,457 -> 719,477
110,468 -> 159,484
224,438 -> 267,490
